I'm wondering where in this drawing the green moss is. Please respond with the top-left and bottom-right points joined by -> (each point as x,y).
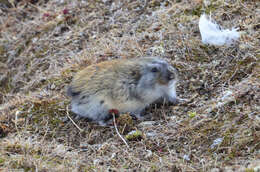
122,163 -> 130,169
198,120 -> 223,136
125,130 -> 143,141
204,2 -> 221,14
6,144 -> 23,154
117,113 -> 134,133
149,0 -> 164,8
34,46 -> 49,59
0,72 -> 13,93
81,165 -> 97,172
0,157 -> 5,165
18,99 -> 69,133
184,6 -> 203,16
0,44 -> 7,62
190,47 -> 210,63
245,168 -> 255,172
149,164 -> 158,172
9,159 -> 35,172
221,131 -> 233,147
188,112 -> 197,118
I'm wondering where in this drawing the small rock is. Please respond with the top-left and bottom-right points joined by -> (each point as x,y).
146,132 -> 157,137
248,160 -> 260,172
50,83 -> 56,90
210,168 -> 220,172
93,159 -> 101,166
138,121 -> 156,127
183,154 -> 190,161
145,150 -> 153,159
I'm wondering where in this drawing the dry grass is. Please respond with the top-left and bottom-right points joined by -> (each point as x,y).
0,0 -> 259,171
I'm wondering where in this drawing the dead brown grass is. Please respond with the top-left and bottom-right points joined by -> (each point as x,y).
0,0 -> 259,171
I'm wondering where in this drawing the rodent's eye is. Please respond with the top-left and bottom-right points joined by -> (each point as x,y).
151,67 -> 158,73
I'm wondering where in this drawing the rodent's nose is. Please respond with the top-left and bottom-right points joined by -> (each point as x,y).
167,72 -> 175,80
166,70 -> 176,81
167,66 -> 178,81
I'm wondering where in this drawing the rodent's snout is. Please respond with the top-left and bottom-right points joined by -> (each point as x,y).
167,71 -> 175,81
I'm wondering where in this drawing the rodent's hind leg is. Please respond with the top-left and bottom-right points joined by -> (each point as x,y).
98,113 -> 113,126
97,108 -> 120,126
97,115 -> 114,126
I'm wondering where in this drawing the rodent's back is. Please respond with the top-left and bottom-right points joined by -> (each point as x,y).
68,58 -> 143,99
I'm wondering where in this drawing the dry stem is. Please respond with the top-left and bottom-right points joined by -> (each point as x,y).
112,113 -> 129,148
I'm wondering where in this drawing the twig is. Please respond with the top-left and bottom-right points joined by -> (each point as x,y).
112,113 -> 129,148
66,106 -> 84,132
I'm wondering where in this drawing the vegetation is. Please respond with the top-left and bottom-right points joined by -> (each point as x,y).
0,0 -> 259,171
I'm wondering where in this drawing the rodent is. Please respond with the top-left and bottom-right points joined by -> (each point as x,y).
67,56 -> 179,125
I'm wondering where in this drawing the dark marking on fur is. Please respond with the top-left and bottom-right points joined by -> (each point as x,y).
130,70 -> 141,83
78,99 -> 89,105
81,95 -> 87,100
67,86 -> 81,97
131,71 -> 136,76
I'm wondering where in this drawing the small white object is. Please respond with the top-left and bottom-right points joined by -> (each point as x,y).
93,159 -> 100,166
145,150 -> 153,158
216,90 -> 235,108
220,90 -> 233,101
183,154 -> 190,161
110,152 -> 116,159
138,121 -> 156,127
199,14 -> 240,46
15,110 -> 21,116
146,132 -> 158,137
210,138 -> 223,149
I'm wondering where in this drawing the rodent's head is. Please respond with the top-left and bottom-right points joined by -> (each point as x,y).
138,57 -> 178,88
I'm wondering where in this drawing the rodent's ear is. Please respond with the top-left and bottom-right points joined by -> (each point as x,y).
130,70 -> 141,81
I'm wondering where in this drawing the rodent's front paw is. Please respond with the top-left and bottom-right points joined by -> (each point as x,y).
98,120 -> 109,126
168,97 -> 180,105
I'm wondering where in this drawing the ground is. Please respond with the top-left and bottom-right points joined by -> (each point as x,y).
0,0 -> 259,171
